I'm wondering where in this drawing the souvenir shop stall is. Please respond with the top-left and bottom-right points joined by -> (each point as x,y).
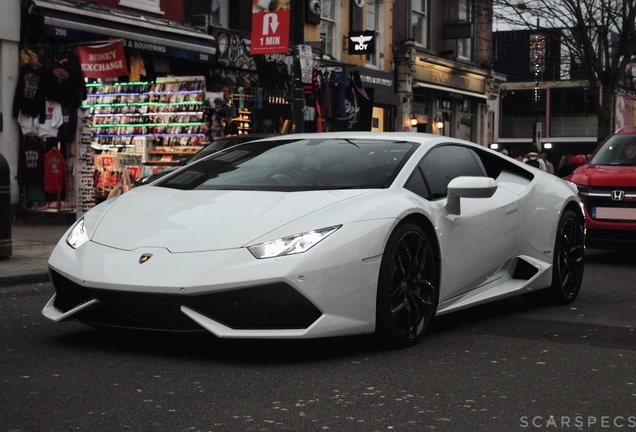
13,42 -> 211,218
84,74 -> 207,207
207,30 -> 296,137
14,45 -> 84,216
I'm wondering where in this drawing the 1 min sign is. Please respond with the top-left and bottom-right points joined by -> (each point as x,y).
250,10 -> 290,55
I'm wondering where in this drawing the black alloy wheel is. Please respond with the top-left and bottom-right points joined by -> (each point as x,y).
549,209 -> 585,304
376,223 -> 438,347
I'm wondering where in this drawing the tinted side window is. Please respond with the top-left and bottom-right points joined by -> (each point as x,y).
420,145 -> 486,199
404,169 -> 430,199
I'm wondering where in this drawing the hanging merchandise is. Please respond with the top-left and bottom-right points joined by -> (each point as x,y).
332,71 -> 375,132
17,136 -> 46,188
47,59 -> 84,107
19,48 -> 42,69
44,147 -> 68,195
12,64 -> 47,122
329,70 -> 347,119
106,163 -> 132,200
319,70 -> 332,121
38,101 -> 64,139
17,110 -> 40,136
128,52 -> 147,82
57,103 -> 79,142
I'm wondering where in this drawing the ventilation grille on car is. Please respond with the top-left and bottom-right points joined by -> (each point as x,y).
49,269 -> 323,331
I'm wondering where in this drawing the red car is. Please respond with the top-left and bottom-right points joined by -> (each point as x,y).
567,126 -> 636,250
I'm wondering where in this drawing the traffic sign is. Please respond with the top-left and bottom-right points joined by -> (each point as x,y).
250,10 -> 290,55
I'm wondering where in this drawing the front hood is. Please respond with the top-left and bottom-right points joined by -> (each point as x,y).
90,187 -> 369,252
570,164 -> 636,187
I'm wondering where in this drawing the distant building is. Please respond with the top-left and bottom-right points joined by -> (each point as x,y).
493,28 -> 635,162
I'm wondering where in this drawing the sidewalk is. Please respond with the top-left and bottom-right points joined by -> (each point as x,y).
0,219 -> 72,287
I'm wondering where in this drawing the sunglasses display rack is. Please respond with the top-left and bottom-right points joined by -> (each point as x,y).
76,110 -> 96,219
83,76 -> 207,166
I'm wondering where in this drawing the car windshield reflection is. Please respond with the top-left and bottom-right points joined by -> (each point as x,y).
589,135 -> 636,166
157,138 -> 418,191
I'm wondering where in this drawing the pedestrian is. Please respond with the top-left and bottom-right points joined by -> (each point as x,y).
540,153 -> 554,174
557,154 -> 575,178
522,152 -> 547,171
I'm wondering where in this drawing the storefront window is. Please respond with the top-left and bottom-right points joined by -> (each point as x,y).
550,87 -> 597,137
411,0 -> 429,49
321,0 -> 336,57
458,99 -> 473,141
500,89 -> 546,139
437,97 -> 452,137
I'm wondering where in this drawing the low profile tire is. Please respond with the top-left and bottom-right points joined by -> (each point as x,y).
376,223 -> 438,348
548,209 -> 585,304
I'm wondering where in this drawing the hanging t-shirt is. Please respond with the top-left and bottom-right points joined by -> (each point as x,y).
331,72 -> 374,132
12,65 -> 47,122
47,61 -> 75,106
44,148 -> 68,194
57,103 -> 78,142
17,137 -> 46,187
38,101 -> 64,139
17,110 -> 40,136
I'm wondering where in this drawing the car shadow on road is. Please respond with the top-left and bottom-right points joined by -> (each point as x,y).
47,296 -> 549,363
49,325 -> 381,363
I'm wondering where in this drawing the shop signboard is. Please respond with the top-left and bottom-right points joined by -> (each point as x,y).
348,31 -> 375,55
44,26 -> 216,64
250,10 -> 290,55
77,41 -> 128,79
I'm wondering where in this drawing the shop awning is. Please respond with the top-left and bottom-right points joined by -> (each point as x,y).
414,82 -> 488,100
33,0 -> 216,64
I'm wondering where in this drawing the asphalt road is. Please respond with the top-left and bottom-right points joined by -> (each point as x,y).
1,250 -> 635,432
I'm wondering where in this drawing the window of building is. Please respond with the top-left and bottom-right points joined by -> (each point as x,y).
211,0 -> 229,28
229,0 -> 253,34
550,87 -> 597,137
456,0 -> 473,61
458,99 -> 473,141
411,0 -> 429,49
118,0 -> 163,15
500,89 -> 546,139
366,0 -> 380,67
437,97 -> 452,137
321,0 -> 336,57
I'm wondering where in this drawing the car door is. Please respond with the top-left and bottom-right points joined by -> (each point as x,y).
407,144 -> 522,302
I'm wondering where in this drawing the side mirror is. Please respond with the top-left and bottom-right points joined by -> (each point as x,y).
569,154 -> 587,167
445,176 -> 498,215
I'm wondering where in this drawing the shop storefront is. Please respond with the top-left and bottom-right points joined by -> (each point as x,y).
412,55 -> 490,144
15,0 -> 221,219
352,67 -> 399,132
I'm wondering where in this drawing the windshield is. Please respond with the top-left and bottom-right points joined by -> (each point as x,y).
188,136 -> 262,164
589,135 -> 636,166
157,138 -> 418,191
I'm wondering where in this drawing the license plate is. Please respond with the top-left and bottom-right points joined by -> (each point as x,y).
592,207 -> 636,221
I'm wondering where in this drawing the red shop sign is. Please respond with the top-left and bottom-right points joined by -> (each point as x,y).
250,10 -> 290,55
77,42 -> 128,79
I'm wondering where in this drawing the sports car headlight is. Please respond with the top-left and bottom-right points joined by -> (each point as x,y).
247,225 -> 341,259
66,217 -> 89,249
